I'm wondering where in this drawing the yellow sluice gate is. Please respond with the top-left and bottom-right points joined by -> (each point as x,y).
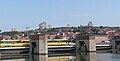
0,38 -> 69,47
0,40 -> 29,47
47,39 -> 69,46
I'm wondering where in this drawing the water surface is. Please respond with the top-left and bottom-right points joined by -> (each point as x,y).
0,52 -> 120,61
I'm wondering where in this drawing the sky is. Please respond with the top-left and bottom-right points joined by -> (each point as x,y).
1,0 -> 120,31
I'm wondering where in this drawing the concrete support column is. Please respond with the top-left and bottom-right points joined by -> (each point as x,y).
29,34 -> 48,55
76,35 -> 96,52
111,36 -> 120,52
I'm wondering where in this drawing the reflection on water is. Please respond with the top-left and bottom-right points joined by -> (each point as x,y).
29,53 -> 76,61
0,52 -> 120,61
76,52 -> 97,61
97,53 -> 120,61
30,52 -> 96,61
0,53 -> 29,61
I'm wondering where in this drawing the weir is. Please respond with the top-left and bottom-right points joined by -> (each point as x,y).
29,34 -> 96,54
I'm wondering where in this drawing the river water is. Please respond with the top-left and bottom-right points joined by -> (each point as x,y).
0,52 -> 120,61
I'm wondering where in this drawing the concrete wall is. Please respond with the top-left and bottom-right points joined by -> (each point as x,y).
95,35 -> 108,43
38,36 -> 48,54
89,40 -> 96,51
29,34 -> 48,54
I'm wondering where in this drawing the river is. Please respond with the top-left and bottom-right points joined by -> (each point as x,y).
0,52 -> 120,61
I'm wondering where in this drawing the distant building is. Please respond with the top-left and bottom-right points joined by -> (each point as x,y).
88,21 -> 93,27
0,35 -> 11,40
48,24 -> 52,29
67,24 -> 70,27
0,35 -> 3,40
11,27 -> 17,31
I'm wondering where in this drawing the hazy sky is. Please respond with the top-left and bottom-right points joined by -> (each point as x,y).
1,0 -> 120,31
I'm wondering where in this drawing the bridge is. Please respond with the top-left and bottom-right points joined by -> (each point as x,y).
2,34 -> 120,54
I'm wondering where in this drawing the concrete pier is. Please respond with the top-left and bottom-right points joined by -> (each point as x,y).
76,35 -> 96,52
111,35 -> 120,52
29,34 -> 48,55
